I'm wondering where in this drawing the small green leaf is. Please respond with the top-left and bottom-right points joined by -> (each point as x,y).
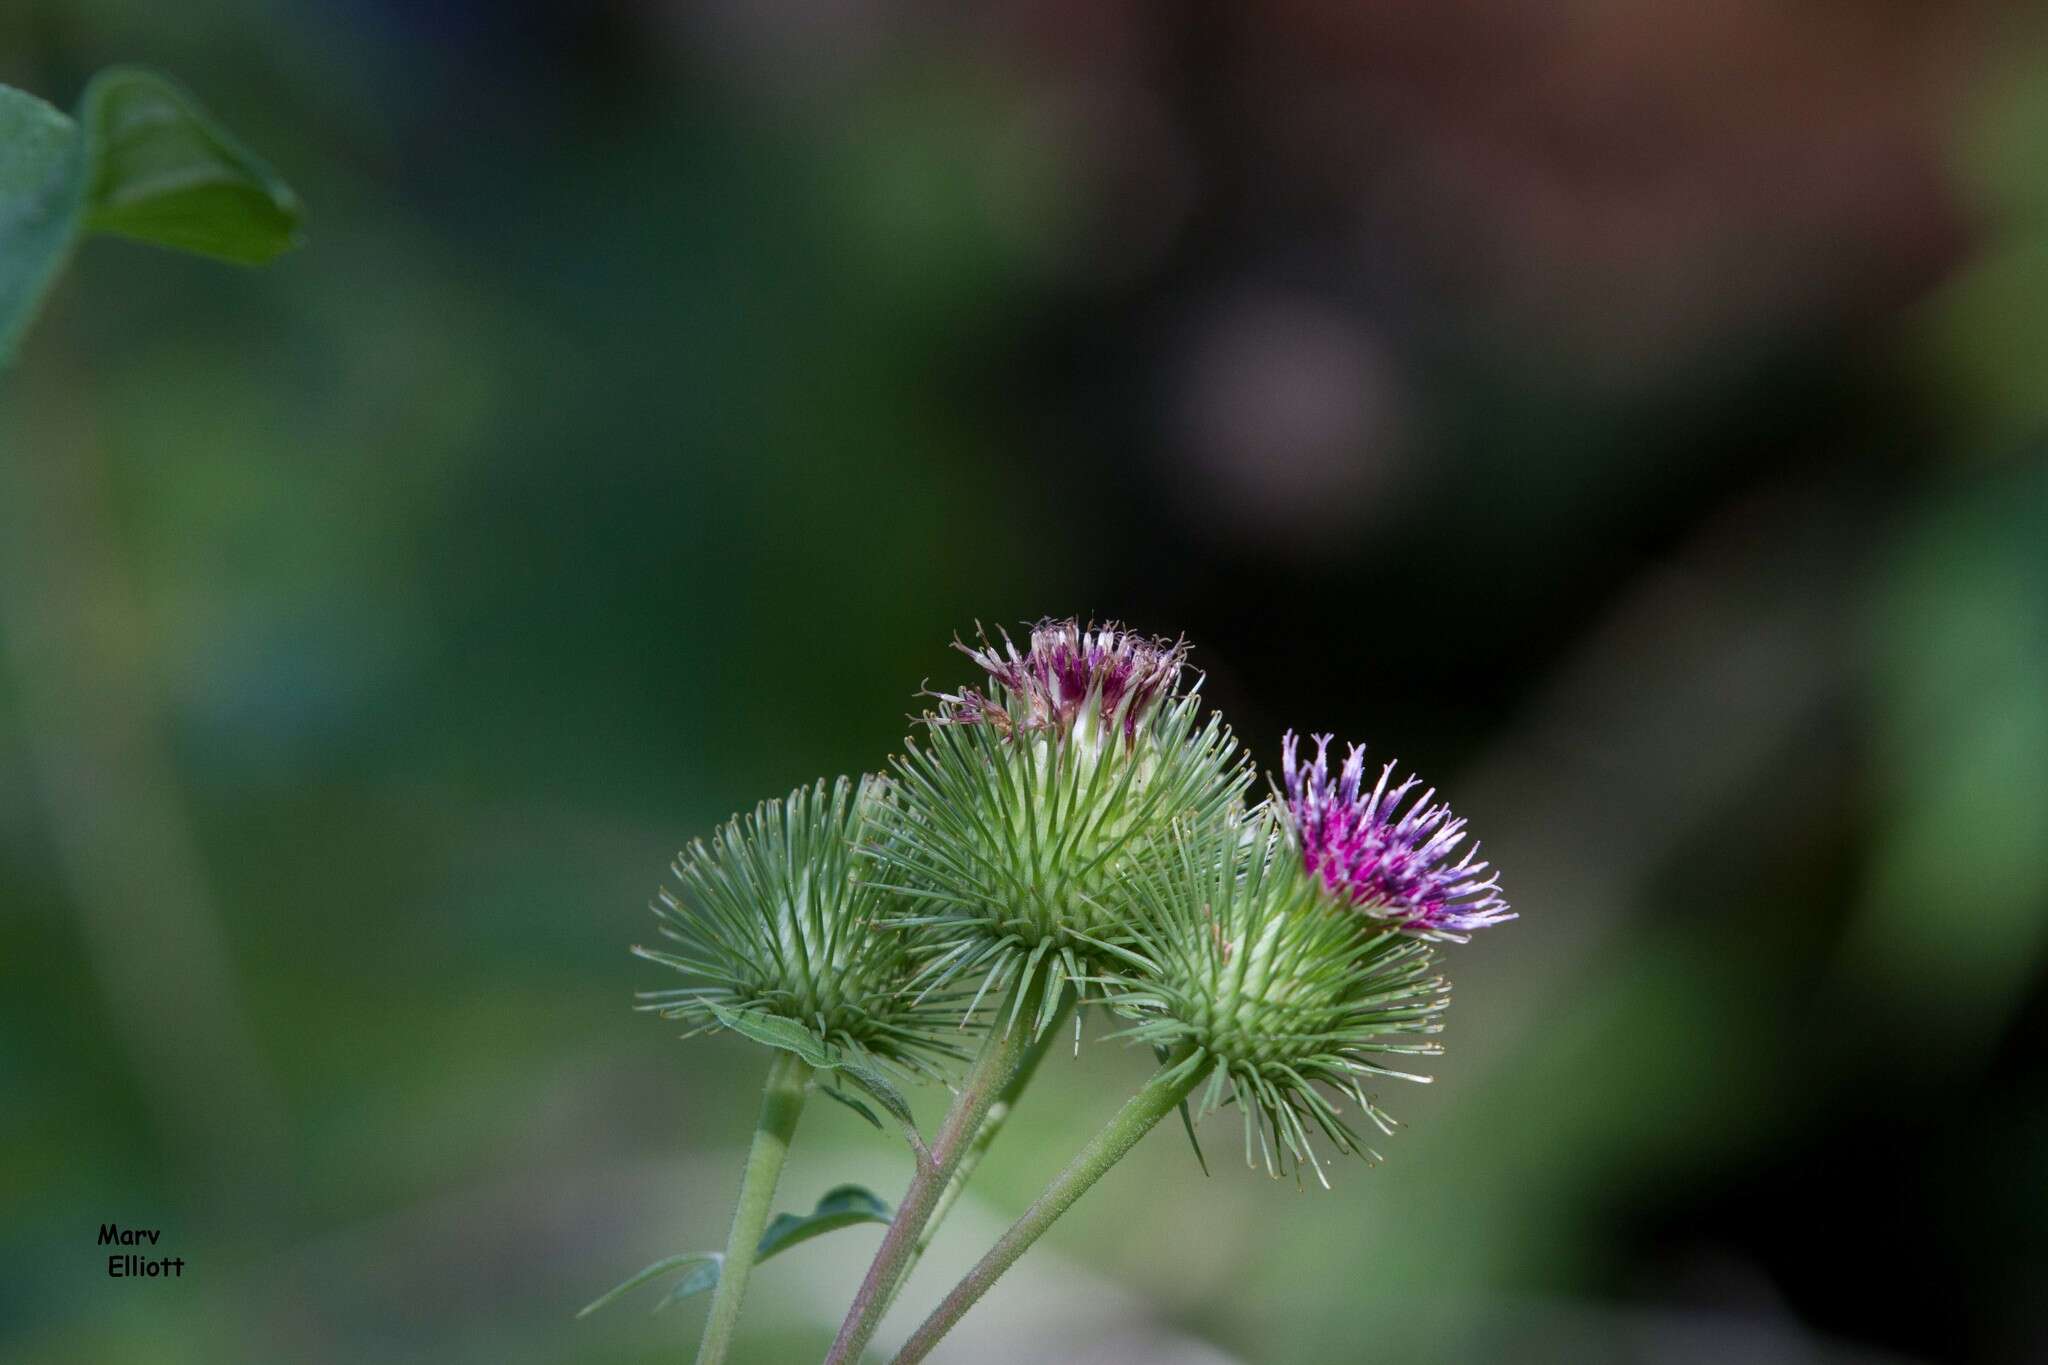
77,67 -> 302,264
706,1001 -> 917,1130
817,1082 -> 885,1130
577,1186 -> 891,1322
707,1002 -> 836,1066
575,1252 -> 721,1319
755,1185 -> 893,1262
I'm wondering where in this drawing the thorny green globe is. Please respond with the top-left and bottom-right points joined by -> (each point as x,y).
1101,806 -> 1451,1183
874,620 -> 1250,1028
635,775 -> 959,1078
603,624 -> 1518,1364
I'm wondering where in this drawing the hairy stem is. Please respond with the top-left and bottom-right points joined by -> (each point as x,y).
696,1050 -> 811,1365
889,1048 -> 1214,1365
823,969 -> 1046,1365
884,985 -> 1076,1316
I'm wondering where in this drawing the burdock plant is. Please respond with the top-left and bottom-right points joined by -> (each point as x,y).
589,623 -> 1514,1365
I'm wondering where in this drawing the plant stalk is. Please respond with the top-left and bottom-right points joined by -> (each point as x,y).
822,969 -> 1046,1365
696,1049 -> 812,1365
883,985 -> 1076,1316
889,1048 -> 1214,1365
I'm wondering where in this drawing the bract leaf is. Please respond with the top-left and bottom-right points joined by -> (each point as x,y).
706,1001 -> 917,1130
653,1256 -> 724,1311
707,1001 -> 835,1066
817,1082 -> 885,1130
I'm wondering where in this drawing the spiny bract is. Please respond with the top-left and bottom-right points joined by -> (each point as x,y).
635,775 -> 960,1080
876,619 -> 1250,1034
1097,804 -> 1450,1185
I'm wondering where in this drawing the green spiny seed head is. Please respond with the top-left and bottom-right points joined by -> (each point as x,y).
1099,804 -> 1450,1185
634,775 -> 960,1079
878,620 -> 1251,1030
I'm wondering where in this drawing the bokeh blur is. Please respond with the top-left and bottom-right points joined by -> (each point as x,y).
4,2 -> 2046,1362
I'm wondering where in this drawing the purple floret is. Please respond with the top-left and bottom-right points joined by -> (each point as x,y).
933,618 -> 1188,743
1280,731 -> 1512,940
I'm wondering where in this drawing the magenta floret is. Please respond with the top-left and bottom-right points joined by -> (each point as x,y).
932,619 -> 1188,743
1280,731 -> 1512,939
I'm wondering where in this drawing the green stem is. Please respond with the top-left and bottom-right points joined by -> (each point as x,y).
823,969 -> 1047,1365
889,1049 -> 1214,1365
696,1050 -> 811,1365
885,986 -> 1076,1316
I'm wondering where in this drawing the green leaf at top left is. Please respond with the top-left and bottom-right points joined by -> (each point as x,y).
77,67 -> 302,265
0,83 -> 86,362
0,65 -> 303,365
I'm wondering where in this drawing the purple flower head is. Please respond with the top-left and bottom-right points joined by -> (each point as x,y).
930,618 -> 1189,745
1280,731 -> 1512,940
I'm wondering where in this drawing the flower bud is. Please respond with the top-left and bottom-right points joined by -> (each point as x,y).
635,775 -> 958,1077
880,619 -> 1250,1029
1101,806 -> 1449,1183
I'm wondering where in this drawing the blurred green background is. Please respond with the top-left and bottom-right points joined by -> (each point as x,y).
4,2 -> 2046,1362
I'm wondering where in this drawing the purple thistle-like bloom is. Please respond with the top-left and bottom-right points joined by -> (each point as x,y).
931,618 -> 1189,745
1280,731 -> 1512,940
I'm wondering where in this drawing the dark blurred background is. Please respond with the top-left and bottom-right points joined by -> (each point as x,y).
3,2 -> 2045,1362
